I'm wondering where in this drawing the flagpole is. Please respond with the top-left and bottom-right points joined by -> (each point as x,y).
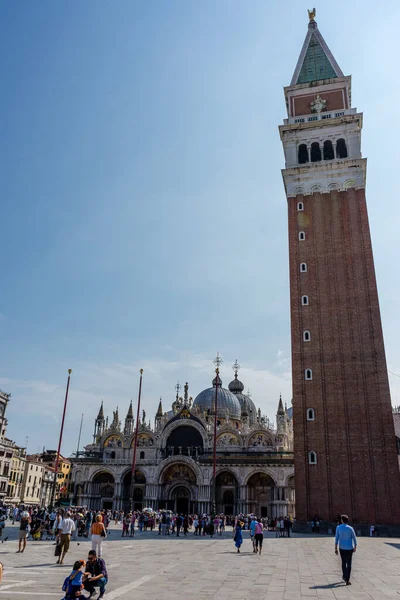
49,369 -> 72,511
212,366 -> 219,515
211,352 -> 223,515
131,369 -> 144,511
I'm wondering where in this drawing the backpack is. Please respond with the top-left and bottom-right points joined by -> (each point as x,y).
255,523 -> 263,535
62,571 -> 80,595
62,576 -> 70,592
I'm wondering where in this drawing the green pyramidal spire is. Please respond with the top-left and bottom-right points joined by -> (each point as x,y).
291,12 -> 343,86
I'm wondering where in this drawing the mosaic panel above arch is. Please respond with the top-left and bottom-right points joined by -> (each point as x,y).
103,435 -> 123,449
247,431 -> 274,448
161,463 -> 197,485
131,433 -> 154,448
216,432 -> 241,447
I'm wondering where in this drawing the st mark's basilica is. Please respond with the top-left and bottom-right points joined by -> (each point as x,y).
71,361 -> 295,518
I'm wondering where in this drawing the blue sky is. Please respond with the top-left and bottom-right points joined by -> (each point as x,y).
1,0 -> 400,456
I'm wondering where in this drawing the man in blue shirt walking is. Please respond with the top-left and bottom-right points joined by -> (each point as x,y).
335,514 -> 357,585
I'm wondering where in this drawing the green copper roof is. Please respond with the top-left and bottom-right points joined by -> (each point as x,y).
291,20 -> 343,86
297,33 -> 338,84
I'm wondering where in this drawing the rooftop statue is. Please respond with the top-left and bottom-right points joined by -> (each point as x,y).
308,8 -> 316,21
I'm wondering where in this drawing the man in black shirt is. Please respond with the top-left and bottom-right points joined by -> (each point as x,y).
84,550 -> 108,599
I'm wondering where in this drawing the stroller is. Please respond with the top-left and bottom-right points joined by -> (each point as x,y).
77,518 -> 87,537
30,520 -> 41,541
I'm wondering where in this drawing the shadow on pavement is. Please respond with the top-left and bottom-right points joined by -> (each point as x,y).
13,563 -> 58,568
310,582 -> 343,589
385,543 -> 400,550
217,551 -> 254,555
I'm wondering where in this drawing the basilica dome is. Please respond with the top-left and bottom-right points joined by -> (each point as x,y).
193,375 -> 241,421
235,393 -> 257,426
228,373 -> 257,426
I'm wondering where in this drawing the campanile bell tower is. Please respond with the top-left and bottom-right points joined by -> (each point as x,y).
280,10 -> 400,525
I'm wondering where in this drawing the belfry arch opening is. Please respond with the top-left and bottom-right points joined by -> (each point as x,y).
323,140 -> 334,160
336,138 -> 348,158
298,144 -> 309,164
311,142 -> 321,162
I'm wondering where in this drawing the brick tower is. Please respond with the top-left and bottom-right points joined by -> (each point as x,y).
279,10 -> 400,525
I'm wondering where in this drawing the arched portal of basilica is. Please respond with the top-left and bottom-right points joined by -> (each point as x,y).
247,472 -> 275,518
215,471 -> 238,515
71,367 -> 294,517
121,469 -> 146,512
160,463 -> 198,514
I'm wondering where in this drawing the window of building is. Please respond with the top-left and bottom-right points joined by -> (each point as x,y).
305,368 -> 313,380
303,330 -> 311,342
298,144 -> 309,164
110,451 -> 116,459
29,475 -> 31,483
311,142 -> 322,162
307,408 -> 315,421
323,140 -> 334,160
140,451 -> 145,460
301,295 -> 309,306
299,231 -> 305,241
336,138 -> 348,159
300,262 -> 307,273
308,451 -> 317,464
297,202 -> 304,211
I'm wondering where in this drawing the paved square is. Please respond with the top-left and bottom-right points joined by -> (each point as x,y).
0,523 -> 400,599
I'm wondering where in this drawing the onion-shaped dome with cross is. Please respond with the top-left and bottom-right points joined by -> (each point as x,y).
193,375 -> 241,421
228,371 -> 257,426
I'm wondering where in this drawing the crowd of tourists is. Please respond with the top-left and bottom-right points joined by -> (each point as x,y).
0,505 -> 358,595
110,509 -> 293,538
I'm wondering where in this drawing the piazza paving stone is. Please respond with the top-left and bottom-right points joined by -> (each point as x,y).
0,523 -> 399,598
